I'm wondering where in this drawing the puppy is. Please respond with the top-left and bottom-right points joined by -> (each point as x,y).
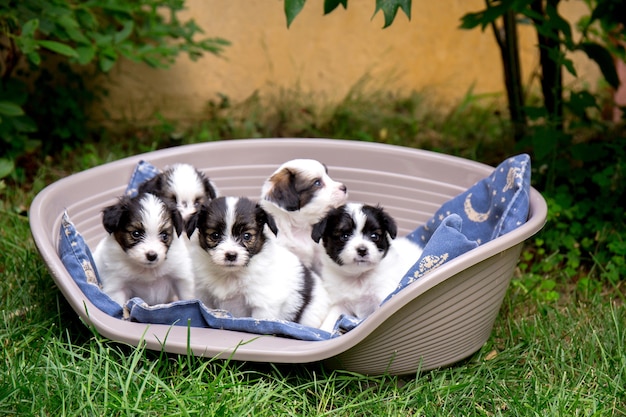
138,163 -> 218,223
187,196 -> 329,328
93,193 -> 195,307
259,159 -> 348,272
312,203 -> 423,330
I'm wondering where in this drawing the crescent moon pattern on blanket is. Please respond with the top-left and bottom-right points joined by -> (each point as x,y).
464,193 -> 490,222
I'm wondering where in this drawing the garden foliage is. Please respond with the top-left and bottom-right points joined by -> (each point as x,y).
465,1 -> 626,291
0,0 -> 229,179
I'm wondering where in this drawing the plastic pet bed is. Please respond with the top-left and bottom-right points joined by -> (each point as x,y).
30,138 -> 547,375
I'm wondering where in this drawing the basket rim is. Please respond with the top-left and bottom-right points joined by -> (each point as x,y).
29,138 -> 547,363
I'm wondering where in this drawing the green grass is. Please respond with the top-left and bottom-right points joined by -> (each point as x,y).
1,90 -> 625,415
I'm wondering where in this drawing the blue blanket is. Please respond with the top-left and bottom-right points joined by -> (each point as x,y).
58,154 -> 531,340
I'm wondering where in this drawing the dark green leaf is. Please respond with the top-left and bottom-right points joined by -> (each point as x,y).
459,12 -> 486,30
92,33 -> 113,47
545,3 -> 572,46
58,14 -> 79,29
21,19 -> 39,38
11,115 -> 38,134
26,51 -> 41,66
75,8 -> 98,30
374,0 -> 411,28
285,0 -> 306,28
0,101 -> 24,117
0,159 -> 15,179
64,26 -> 90,44
114,21 -> 134,44
324,0 -> 348,14
577,42 -> 620,89
562,57 -> 577,77
99,55 -> 116,72
15,36 -> 37,55
459,1 -> 511,31
75,45 -> 96,65
57,14 -> 89,44
37,40 -> 79,57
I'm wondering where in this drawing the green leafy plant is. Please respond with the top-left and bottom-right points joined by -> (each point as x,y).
516,126 -> 626,295
460,0 -> 622,139
0,0 -> 229,179
284,0 -> 412,28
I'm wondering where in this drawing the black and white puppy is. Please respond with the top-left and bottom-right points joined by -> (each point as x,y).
312,203 -> 423,330
93,193 -> 195,307
187,196 -> 329,328
259,159 -> 348,272
138,163 -> 218,223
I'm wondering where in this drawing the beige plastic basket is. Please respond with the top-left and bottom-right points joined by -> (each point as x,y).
30,138 -> 547,375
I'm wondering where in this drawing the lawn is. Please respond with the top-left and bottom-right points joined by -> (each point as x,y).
1,91 -> 625,416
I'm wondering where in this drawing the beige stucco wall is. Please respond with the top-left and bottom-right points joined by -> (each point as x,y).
98,0 -> 600,124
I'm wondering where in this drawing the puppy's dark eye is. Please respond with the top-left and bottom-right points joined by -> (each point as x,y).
242,232 -> 252,241
159,232 -> 170,242
313,179 -> 322,187
340,233 -> 350,242
209,231 -> 221,241
194,198 -> 202,208
130,230 -> 142,240
370,232 -> 381,242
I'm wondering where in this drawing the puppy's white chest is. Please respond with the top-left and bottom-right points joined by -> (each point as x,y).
274,224 -> 319,268
285,228 -> 315,255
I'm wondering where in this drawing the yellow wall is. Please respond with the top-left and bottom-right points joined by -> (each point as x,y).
98,0 -> 599,124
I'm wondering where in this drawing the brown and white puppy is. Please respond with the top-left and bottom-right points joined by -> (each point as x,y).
93,193 -> 195,307
312,203 -> 423,330
186,196 -> 330,328
259,159 -> 348,272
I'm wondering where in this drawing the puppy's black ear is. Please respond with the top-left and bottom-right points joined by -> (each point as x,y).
255,204 -> 279,236
264,168 -> 300,211
138,173 -> 164,195
379,206 -> 398,240
102,196 -> 130,234
156,196 -> 184,237
185,210 -> 200,238
311,218 -> 328,243
170,207 -> 185,238
201,175 -> 218,200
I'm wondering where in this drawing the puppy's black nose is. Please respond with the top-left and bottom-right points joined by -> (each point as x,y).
225,252 -> 238,262
146,251 -> 158,262
357,246 -> 368,257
